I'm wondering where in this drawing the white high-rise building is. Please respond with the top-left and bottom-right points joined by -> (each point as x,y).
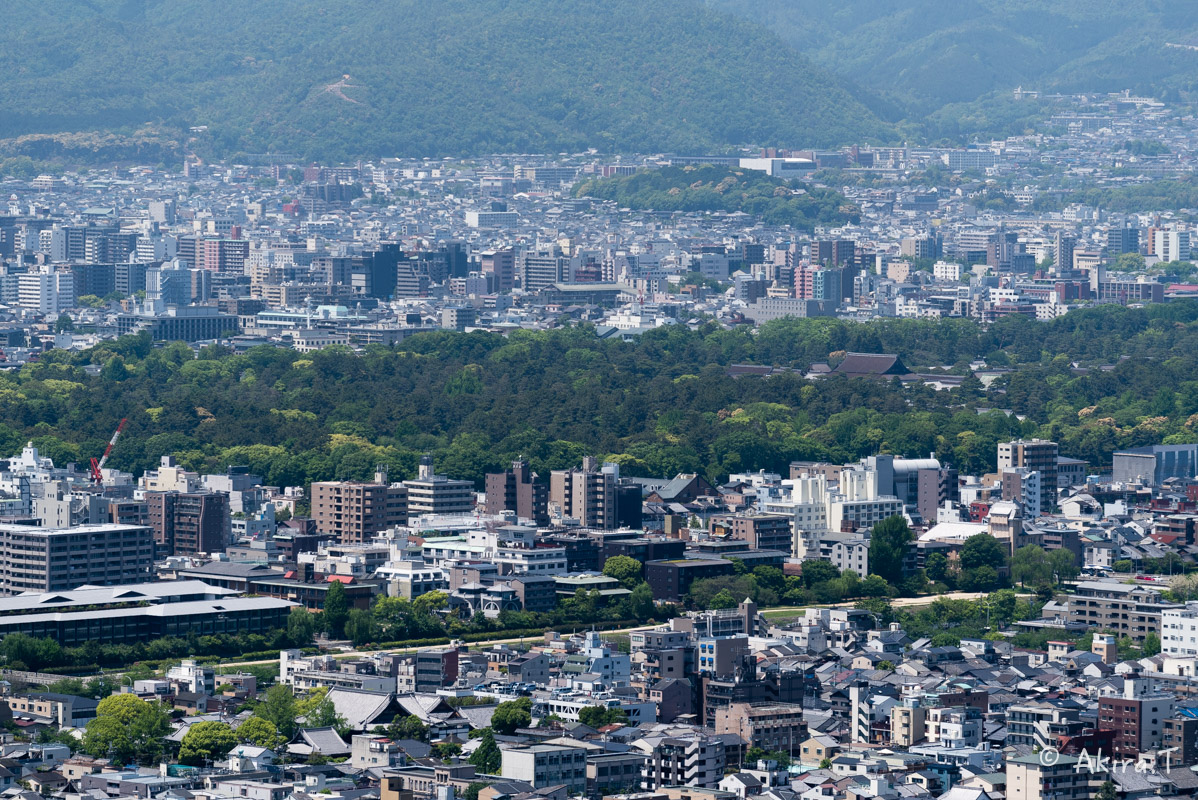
1154,229 -> 1191,263
1162,604 -> 1198,657
18,270 -> 74,314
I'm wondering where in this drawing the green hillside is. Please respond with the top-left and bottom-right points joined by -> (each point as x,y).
574,165 -> 857,230
709,0 -> 1198,111
0,0 -> 889,161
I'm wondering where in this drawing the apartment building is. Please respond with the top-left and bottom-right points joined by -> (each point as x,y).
5,693 -> 98,727
146,491 -> 230,556
1005,753 -> 1089,800
1066,581 -> 1180,643
0,523 -> 154,596
484,459 -> 548,524
1005,699 -> 1085,749
637,734 -> 727,790
550,457 -> 616,528
403,456 -> 474,516
715,702 -> 807,756
997,439 -> 1058,513
1163,604 -> 1198,657
708,514 -> 792,553
1098,675 -> 1176,757
311,469 -> 408,543
891,700 -> 927,747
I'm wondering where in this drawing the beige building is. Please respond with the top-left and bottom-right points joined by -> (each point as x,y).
797,735 -> 839,767
715,702 -> 807,756
891,700 -> 927,747
311,469 -> 408,543
1066,580 -> 1180,643
1006,753 -> 1090,800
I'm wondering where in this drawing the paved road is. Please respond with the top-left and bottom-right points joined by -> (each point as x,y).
212,591 -> 994,672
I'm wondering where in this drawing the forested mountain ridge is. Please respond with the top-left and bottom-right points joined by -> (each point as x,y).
0,0 -> 889,160
710,0 -> 1198,112
8,303 -> 1198,495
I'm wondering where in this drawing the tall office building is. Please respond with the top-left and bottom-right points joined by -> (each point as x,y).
1106,225 -> 1140,255
18,270 -> 74,314
549,457 -> 617,528
481,249 -> 516,293
997,439 -> 1058,514
520,250 -> 567,292
1051,232 -> 1074,276
1154,229 -> 1191,263
485,459 -> 549,525
146,491 -> 231,556
810,239 -> 855,267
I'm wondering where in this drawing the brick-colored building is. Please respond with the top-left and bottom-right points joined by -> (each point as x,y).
484,459 -> 548,525
146,491 -> 230,556
715,702 -> 807,756
709,514 -> 793,554
311,471 -> 408,543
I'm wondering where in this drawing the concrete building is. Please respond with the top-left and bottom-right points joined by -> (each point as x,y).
0,580 -> 293,646
146,490 -> 230,556
1000,467 -> 1042,517
890,699 -> 930,747
17,270 -> 74,314
1066,581 -> 1180,643
1098,675 -> 1177,757
501,744 -> 587,793
550,457 -> 616,528
0,523 -> 154,596
637,733 -> 727,790
1155,228 -> 1191,263
1112,443 -> 1198,486
520,250 -> 567,291
715,702 -> 807,756
1163,604 -> 1198,657
997,439 -> 1058,513
484,459 -> 548,525
311,468 -> 408,543
709,514 -> 792,553
404,456 -> 474,516
480,249 -> 516,293
1005,753 -> 1088,800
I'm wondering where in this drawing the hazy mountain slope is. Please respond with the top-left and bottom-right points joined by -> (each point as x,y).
710,0 -> 1198,110
0,0 -> 890,159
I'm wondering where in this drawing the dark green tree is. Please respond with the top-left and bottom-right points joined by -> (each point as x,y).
868,515 -> 913,587
179,721 -> 237,766
960,533 -> 1007,571
925,552 -> 950,584
254,684 -> 298,739
491,697 -> 531,735
468,728 -> 502,773
578,706 -> 629,729
630,582 -> 655,620
603,555 -> 643,588
323,580 -> 350,638
801,560 -> 840,588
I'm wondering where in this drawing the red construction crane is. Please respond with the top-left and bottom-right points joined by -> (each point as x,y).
89,418 -> 127,484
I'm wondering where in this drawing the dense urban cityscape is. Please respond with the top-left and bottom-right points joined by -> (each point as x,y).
6,3 -> 1198,800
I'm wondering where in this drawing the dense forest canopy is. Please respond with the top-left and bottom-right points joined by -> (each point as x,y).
710,0 -> 1198,113
573,166 -> 859,230
0,0 -> 887,160
9,303 -> 1198,493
